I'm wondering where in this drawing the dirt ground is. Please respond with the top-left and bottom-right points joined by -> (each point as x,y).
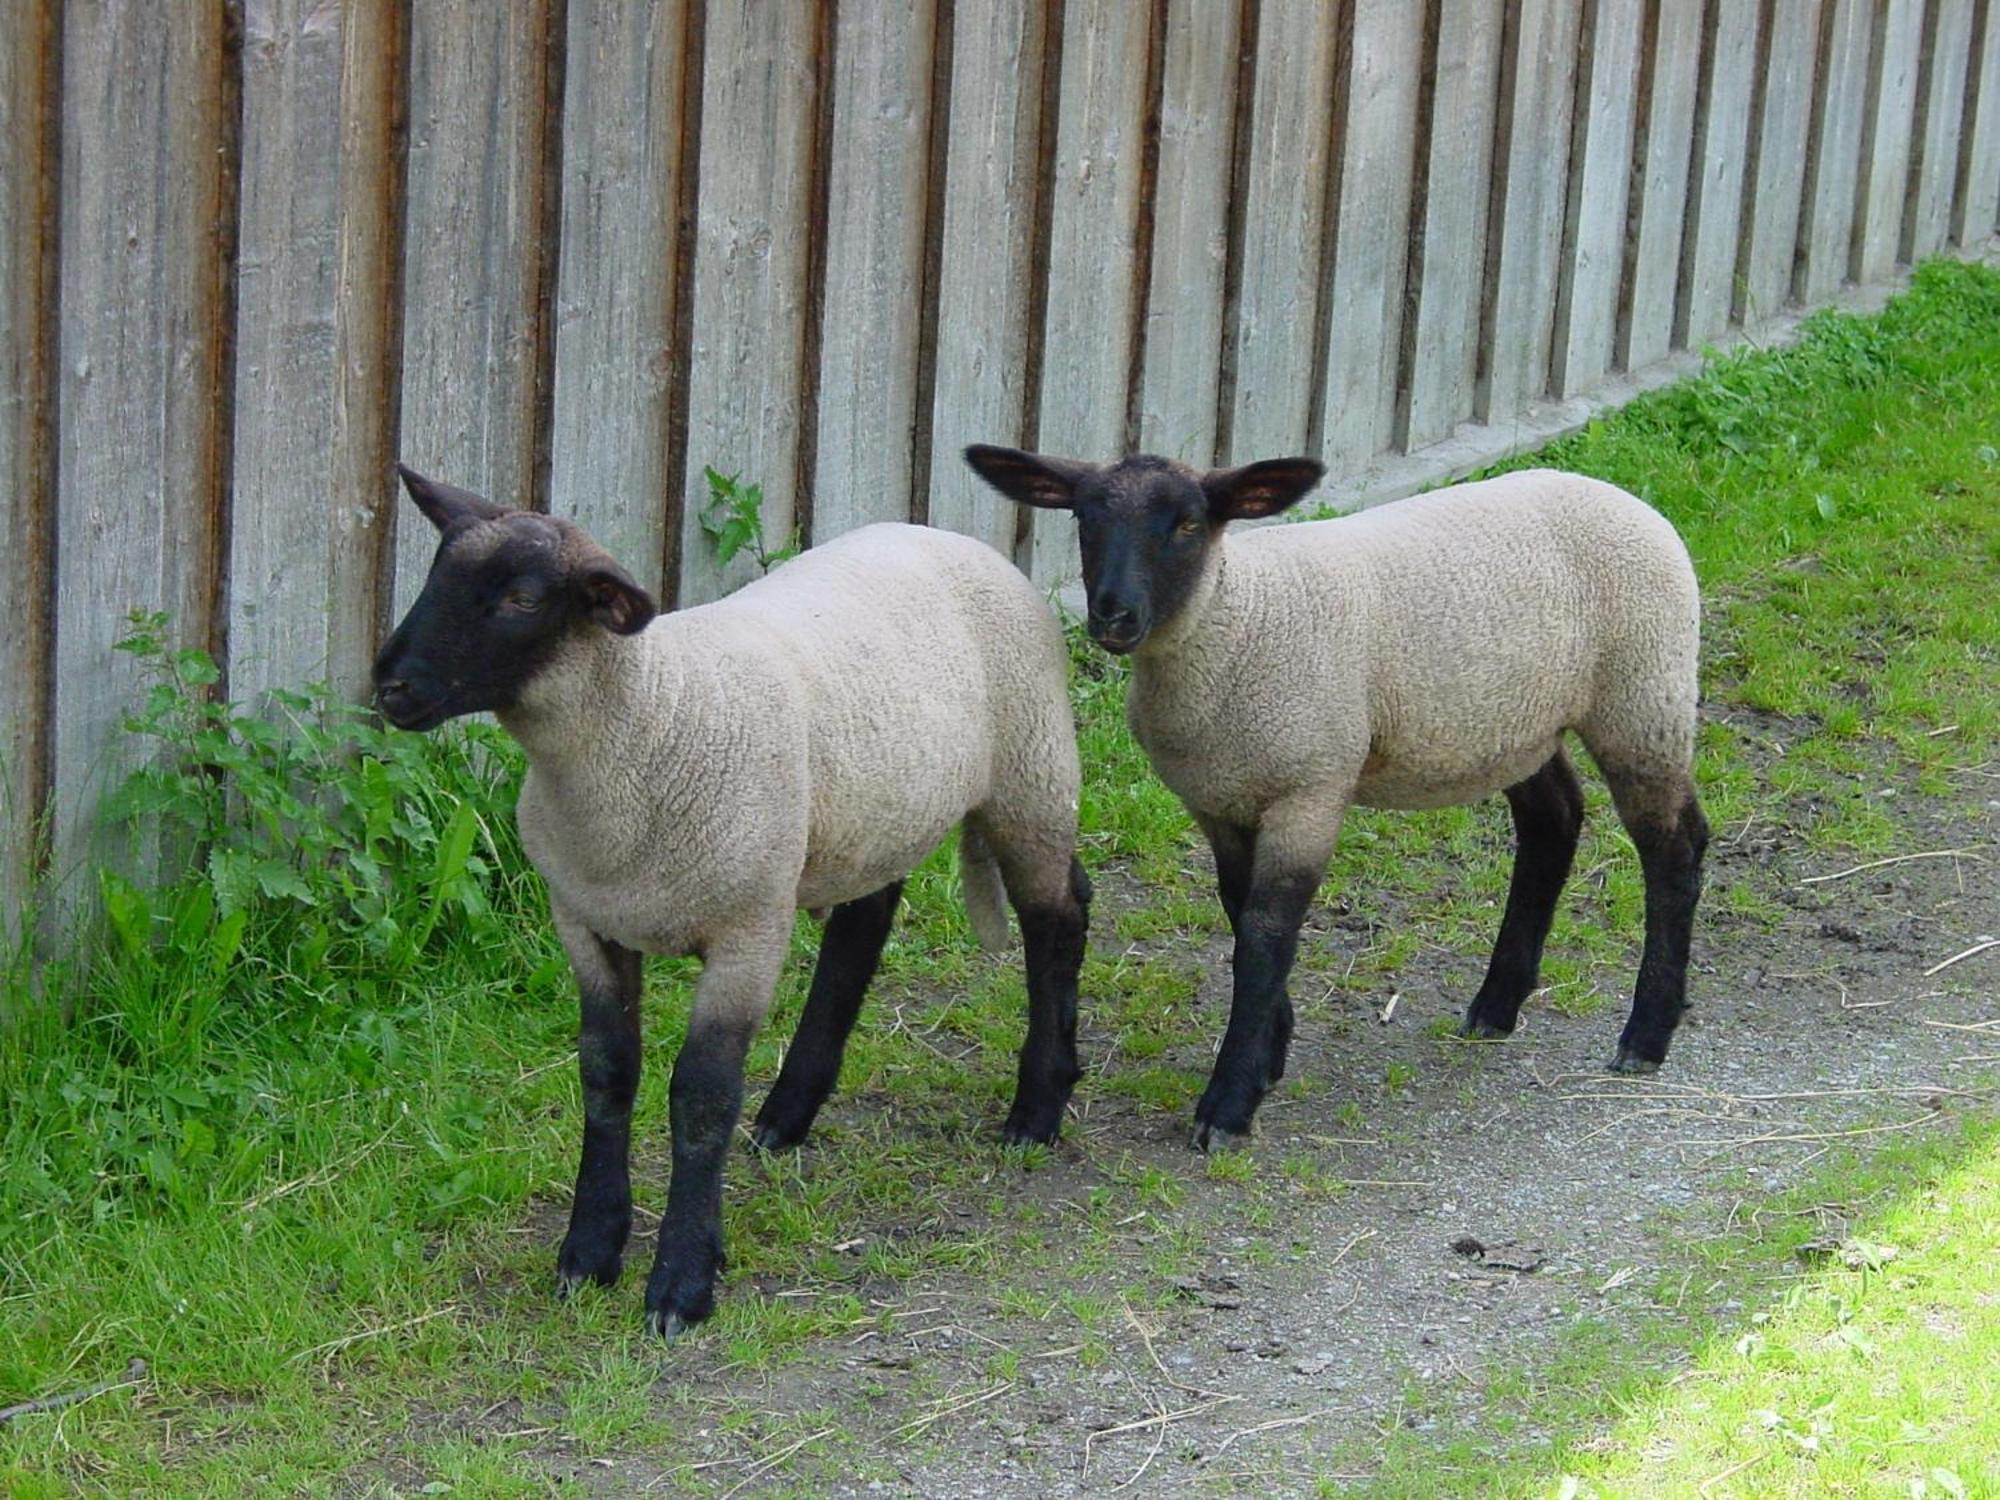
496,724 -> 1997,1497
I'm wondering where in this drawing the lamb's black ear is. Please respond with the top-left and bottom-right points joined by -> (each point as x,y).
579,557 -> 657,636
963,445 -> 1099,510
397,464 -> 511,531
1200,458 -> 1326,522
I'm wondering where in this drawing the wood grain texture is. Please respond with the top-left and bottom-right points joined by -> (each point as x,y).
52,1 -> 232,893
1029,0 -> 1152,585
1550,0 -> 1644,397
548,0 -> 690,600
1797,0 -> 1874,299
1478,0 -> 1584,421
813,0 -> 937,542
1618,0 -> 1703,370
1850,0 -> 1925,283
229,0 -> 345,705
677,0 -> 821,603
1400,0 -> 1507,450
1903,0 -> 1975,259
1735,0 -> 1825,326
1954,0 -> 2000,242
325,0 -> 405,703
1676,0 -> 1761,348
394,0 -> 559,615
927,0 -> 1050,556
0,0 -> 57,937
1133,0 -> 1240,463
1226,0 -> 1340,461
1319,3 -> 1426,472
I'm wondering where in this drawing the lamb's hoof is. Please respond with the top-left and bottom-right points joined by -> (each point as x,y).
1189,1119 -> 1251,1154
1460,1018 -> 1514,1041
645,1306 -> 692,1343
1608,1046 -> 1662,1076
1000,1112 -> 1063,1148
554,1231 -> 626,1296
748,1117 -> 807,1153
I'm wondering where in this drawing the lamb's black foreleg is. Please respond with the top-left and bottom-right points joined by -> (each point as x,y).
1199,815 -> 1295,1086
1462,749 -> 1585,1041
750,881 -> 905,1151
555,929 -> 644,1295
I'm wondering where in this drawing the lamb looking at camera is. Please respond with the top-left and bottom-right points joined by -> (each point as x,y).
373,467 -> 1089,1338
966,448 -> 1708,1150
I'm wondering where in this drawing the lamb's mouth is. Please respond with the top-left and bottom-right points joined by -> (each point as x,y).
1089,625 -> 1145,654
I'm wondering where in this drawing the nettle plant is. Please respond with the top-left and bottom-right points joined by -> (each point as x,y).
699,466 -> 799,576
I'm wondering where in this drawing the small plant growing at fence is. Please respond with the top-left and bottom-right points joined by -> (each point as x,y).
699,466 -> 799,577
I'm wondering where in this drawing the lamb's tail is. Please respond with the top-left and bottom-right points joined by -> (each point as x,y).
959,824 -> 1011,952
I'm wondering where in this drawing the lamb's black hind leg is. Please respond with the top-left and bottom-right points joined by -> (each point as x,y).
1462,749 -> 1585,1041
749,881 -> 904,1151
1004,857 -> 1091,1145
1611,794 -> 1709,1073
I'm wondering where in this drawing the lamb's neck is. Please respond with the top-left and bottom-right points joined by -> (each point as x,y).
1131,545 -> 1239,691
499,627 -> 683,773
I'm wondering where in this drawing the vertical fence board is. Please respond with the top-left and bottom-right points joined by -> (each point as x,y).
1954,0 -> 2000,242
1797,0 -> 1874,297
1227,2 -> 1340,461
678,0 -> 820,602
1904,0 -> 1975,258
1851,0 -> 1925,283
52,2 -> 231,892
394,0 -> 558,614
1134,0 -> 1240,463
928,0 -> 1048,554
1618,0 -> 1704,369
1551,0 -> 1644,397
1479,0 -> 1584,421
1400,0 -> 1506,449
1,0 -> 57,935
1677,0 -> 1761,348
813,0 -> 937,541
230,0 -> 344,704
1736,0 -> 1825,325
548,0 -> 689,600
1029,0 -> 1152,584
1319,4 -> 1426,469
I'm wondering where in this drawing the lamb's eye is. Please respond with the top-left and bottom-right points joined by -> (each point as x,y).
503,591 -> 542,613
1176,518 -> 1204,538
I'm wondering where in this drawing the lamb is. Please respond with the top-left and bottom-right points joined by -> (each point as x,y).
372,466 -> 1090,1337
965,447 -> 1708,1150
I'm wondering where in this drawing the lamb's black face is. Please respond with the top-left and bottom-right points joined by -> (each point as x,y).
373,467 -> 656,731
963,446 -> 1326,654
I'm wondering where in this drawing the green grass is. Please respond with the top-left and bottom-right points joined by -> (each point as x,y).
2,258 -> 1997,1492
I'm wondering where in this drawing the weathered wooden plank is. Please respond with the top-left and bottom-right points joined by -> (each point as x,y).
678,0 -> 821,603
813,0 -> 938,542
229,0 -> 344,704
1797,0 -> 1874,299
1,0 -> 57,938
1227,1 -> 1341,461
325,0 -> 404,704
1028,0 -> 1152,584
1735,0 -> 1825,326
1550,0 -> 1644,397
394,0 -> 559,614
52,2 -> 231,892
1953,0 -> 2000,243
1320,3 -> 1428,470
927,0 -> 1050,556
1676,0 -> 1761,348
1617,0 -> 1703,371
1400,0 -> 1506,450
1478,0 -> 1584,421
1903,0 -> 1975,259
1850,0 -> 1925,283
548,0 -> 690,601
1134,0 -> 1240,464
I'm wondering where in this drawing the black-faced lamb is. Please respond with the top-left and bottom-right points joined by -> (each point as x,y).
965,448 -> 1708,1150
373,466 -> 1090,1337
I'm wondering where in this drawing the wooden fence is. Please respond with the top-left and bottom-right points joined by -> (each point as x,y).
4,0 -> 2000,930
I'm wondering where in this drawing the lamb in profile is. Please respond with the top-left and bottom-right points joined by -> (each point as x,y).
374,467 -> 1089,1337
966,447 -> 1708,1150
